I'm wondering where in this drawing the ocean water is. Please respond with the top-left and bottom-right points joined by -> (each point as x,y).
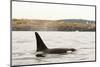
12,31 -> 95,66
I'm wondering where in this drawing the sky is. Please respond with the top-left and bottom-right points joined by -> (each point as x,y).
12,1 -> 95,20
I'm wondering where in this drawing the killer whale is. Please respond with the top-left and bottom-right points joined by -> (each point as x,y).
35,32 -> 76,56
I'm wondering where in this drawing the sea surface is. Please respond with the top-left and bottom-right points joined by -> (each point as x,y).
12,31 -> 95,66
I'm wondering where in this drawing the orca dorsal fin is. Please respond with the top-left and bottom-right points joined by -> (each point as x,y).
35,32 -> 48,52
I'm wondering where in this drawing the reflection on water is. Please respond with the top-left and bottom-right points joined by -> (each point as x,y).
12,31 -> 95,66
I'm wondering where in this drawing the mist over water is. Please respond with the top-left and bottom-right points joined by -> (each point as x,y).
12,31 -> 95,66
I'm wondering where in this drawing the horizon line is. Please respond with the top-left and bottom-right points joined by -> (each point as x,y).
12,18 -> 95,21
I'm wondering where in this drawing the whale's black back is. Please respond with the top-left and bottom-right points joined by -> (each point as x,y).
35,32 -> 48,51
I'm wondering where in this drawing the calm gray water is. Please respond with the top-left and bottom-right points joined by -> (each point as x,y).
12,31 -> 95,66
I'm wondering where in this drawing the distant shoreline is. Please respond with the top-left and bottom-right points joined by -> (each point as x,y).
12,19 -> 95,31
